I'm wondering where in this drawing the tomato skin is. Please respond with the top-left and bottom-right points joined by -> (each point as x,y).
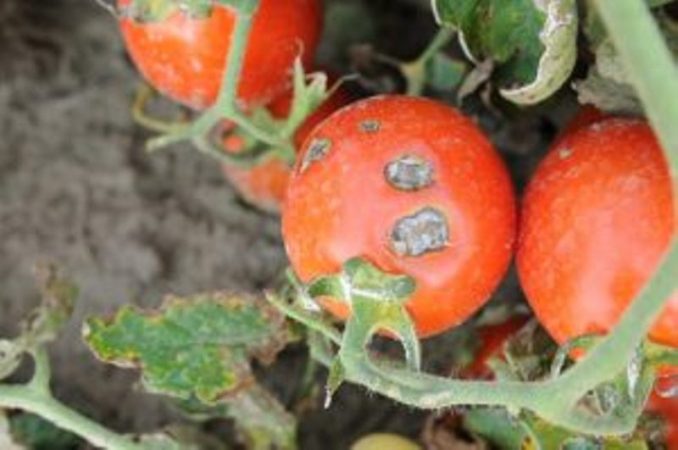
222,87 -> 353,213
648,393 -> 678,450
282,95 -> 517,337
517,119 -> 677,351
118,0 -> 322,109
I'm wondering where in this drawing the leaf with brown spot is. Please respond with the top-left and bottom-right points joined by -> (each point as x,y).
83,292 -> 288,404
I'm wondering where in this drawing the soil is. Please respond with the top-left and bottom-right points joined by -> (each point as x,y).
0,0 -> 437,447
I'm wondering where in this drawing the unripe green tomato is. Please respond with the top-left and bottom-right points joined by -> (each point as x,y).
351,433 -> 422,450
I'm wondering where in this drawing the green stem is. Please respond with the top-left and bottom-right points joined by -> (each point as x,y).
0,384 -> 142,450
27,348 -> 51,395
594,0 -> 678,174
214,1 -> 257,111
403,27 -> 455,95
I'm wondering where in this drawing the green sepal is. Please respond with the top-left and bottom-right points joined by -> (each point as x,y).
324,360 -> 346,408
308,257 -> 415,305
84,292 -> 288,404
646,341 -> 678,370
122,0 -> 214,22
431,0 -> 578,105
281,59 -> 330,139
306,258 -> 420,370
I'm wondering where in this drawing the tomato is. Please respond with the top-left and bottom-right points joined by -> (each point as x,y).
282,95 -> 517,337
118,0 -> 322,109
555,106 -> 607,144
463,317 -> 528,379
222,86 -> 353,213
351,433 -> 422,450
647,393 -> 678,450
517,118 -> 677,352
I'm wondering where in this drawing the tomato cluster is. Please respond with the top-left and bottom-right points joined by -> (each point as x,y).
119,0 -> 676,440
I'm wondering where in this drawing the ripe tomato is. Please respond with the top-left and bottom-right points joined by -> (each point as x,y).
118,0 -> 322,109
282,95 -> 517,337
517,118 -> 677,351
647,393 -> 678,450
222,86 -> 353,213
556,106 -> 607,143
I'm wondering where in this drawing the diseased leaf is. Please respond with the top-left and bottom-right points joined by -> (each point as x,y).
432,0 -> 578,105
500,0 -> 578,105
577,10 -> 678,114
84,292 -> 288,403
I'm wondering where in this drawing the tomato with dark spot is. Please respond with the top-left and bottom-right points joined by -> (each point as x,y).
118,0 -> 322,109
222,86 -> 353,213
282,95 -> 517,337
517,118 -> 677,359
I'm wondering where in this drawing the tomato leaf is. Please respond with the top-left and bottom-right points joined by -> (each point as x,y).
84,292 -> 288,403
576,10 -> 678,114
431,0 -> 578,105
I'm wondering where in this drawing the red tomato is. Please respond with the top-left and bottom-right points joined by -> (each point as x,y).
463,317 -> 528,379
647,392 -> 678,450
517,119 -> 677,353
222,87 -> 353,213
556,106 -> 607,143
118,0 -> 322,109
282,95 -> 517,337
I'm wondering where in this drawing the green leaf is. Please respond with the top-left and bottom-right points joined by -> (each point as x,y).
462,408 -> 526,450
84,292 -> 288,403
432,0 -> 578,105
9,413 -> 82,450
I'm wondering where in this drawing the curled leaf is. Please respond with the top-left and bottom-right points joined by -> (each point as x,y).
500,0 -> 578,104
432,0 -> 578,105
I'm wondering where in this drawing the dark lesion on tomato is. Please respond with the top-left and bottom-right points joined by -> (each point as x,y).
384,154 -> 434,191
390,207 -> 449,257
359,119 -> 381,133
300,138 -> 332,173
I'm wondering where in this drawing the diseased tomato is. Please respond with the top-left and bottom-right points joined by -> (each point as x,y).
647,393 -> 678,450
118,0 -> 322,109
517,118 -> 677,352
282,95 -> 517,337
222,86 -> 353,213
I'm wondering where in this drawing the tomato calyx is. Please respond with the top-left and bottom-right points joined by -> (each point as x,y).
120,0 -> 258,24
300,258 -> 421,400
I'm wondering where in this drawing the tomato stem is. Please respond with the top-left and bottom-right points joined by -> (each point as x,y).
0,351 -> 144,450
402,27 -> 455,95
